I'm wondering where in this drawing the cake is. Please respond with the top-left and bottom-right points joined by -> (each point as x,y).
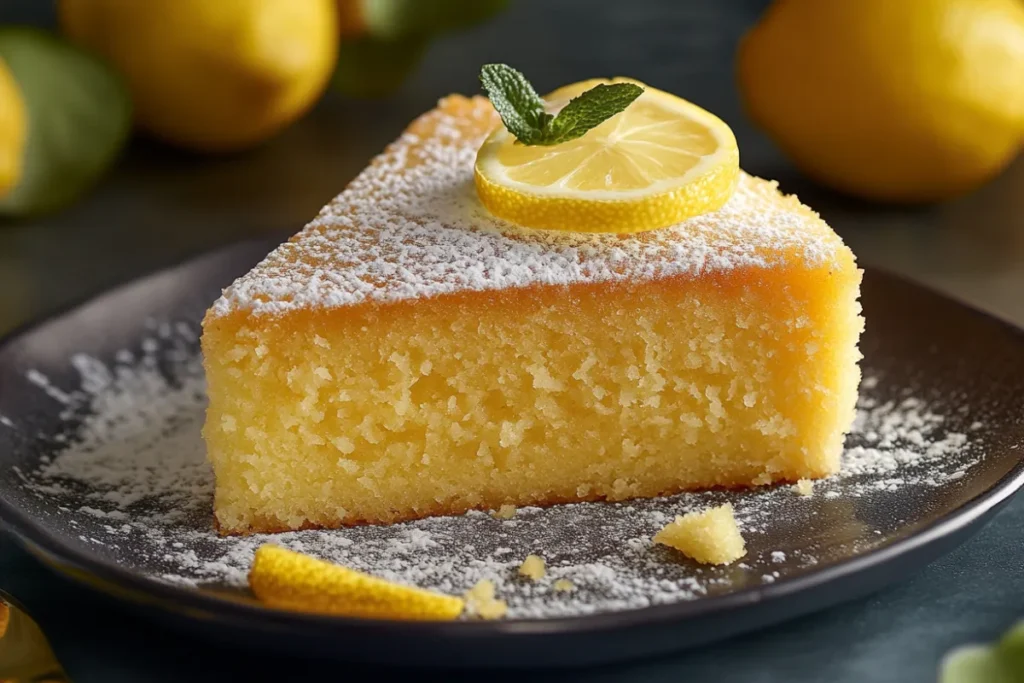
202,95 -> 863,535
653,503 -> 747,565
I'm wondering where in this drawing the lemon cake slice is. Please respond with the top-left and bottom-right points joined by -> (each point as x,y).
202,95 -> 862,535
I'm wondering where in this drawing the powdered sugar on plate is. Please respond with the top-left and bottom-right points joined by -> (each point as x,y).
8,322 -> 993,620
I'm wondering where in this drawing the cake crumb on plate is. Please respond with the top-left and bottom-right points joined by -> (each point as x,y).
492,504 -> 517,520
792,479 -> 814,496
464,579 -> 507,620
518,554 -> 546,581
653,503 -> 746,565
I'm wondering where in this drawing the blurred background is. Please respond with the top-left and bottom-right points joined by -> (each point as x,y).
0,0 -> 1022,333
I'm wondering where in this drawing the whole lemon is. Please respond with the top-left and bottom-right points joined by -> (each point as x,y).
738,0 -> 1024,203
60,0 -> 338,153
0,56 -> 27,197
0,28 -> 132,216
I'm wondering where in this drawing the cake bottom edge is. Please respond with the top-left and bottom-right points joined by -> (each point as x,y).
213,472 -> 832,536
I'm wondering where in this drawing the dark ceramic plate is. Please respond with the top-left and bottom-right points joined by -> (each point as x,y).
0,238 -> 1021,668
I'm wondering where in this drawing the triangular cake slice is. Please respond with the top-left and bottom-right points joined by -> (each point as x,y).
202,95 -> 862,535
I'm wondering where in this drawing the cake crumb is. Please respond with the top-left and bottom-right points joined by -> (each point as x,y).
491,504 -> 517,520
653,503 -> 746,565
463,579 -> 507,620
518,554 -> 546,581
553,579 -> 575,593
792,479 -> 814,496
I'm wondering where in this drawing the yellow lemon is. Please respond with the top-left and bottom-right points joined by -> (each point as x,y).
248,545 -> 464,621
475,79 -> 739,234
0,56 -> 27,198
60,0 -> 338,152
738,0 -> 1024,203
0,28 -> 131,217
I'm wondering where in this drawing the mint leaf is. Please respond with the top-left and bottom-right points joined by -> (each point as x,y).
479,63 -> 643,146
479,63 -> 552,145
546,82 -> 644,145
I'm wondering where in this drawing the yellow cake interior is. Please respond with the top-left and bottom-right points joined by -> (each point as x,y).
204,258 -> 860,533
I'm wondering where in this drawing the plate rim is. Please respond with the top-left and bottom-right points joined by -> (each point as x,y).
0,239 -> 1022,640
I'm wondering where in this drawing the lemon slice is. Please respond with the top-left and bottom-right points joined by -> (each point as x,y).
475,78 -> 739,234
248,545 -> 464,621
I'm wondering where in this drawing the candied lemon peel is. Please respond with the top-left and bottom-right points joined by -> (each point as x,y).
248,545 -> 464,621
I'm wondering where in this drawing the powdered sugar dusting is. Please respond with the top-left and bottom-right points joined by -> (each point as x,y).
211,96 -> 843,318
10,326 -> 997,620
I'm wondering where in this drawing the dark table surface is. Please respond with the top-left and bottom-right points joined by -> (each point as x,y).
1,1 -> 1022,680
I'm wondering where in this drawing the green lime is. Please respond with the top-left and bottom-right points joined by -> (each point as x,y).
941,645 -> 1013,683
997,621 -> 1024,679
361,0 -> 509,39
0,27 -> 131,217
331,35 -> 429,99
332,0 -> 508,99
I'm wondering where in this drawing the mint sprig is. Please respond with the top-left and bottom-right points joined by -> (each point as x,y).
479,63 -> 643,146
